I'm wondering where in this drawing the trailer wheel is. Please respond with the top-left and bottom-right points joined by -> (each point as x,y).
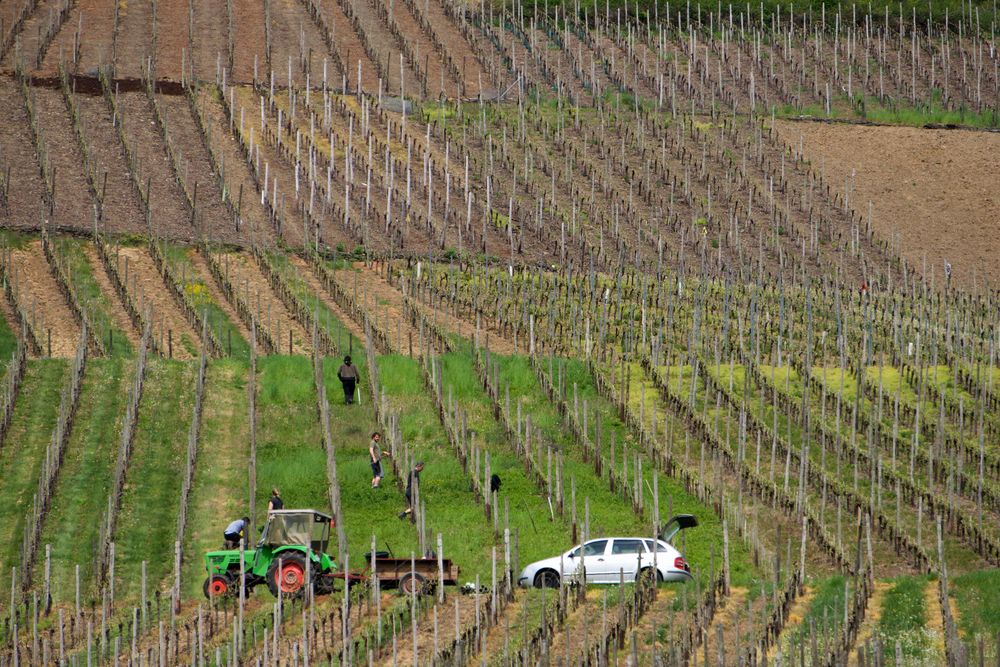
399,572 -> 427,596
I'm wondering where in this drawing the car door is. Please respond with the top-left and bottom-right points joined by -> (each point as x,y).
605,539 -> 647,581
568,539 -> 610,583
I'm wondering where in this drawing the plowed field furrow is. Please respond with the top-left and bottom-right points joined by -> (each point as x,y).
0,78 -> 46,229
152,0 -> 191,80
390,0 -> 456,98
80,242 -> 140,347
1,0 -> 69,71
116,245 -> 199,359
229,0 -> 266,83
9,240 -> 81,356
287,255 -> 365,342
190,0 -> 227,81
375,594 -> 479,666
33,86 -> 94,232
74,93 -> 146,236
41,0 -> 113,73
347,0 -> 416,94
420,0 -> 486,96
216,252 -> 310,355
155,93 -> 239,245
194,87 -> 270,247
314,0 -> 376,91
266,0 -> 334,87
113,0 -> 153,79
117,92 -> 193,240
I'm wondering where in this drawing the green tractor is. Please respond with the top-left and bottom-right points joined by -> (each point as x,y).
203,509 -> 338,599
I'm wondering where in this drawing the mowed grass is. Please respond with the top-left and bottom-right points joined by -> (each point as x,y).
438,350 -> 573,568
114,359 -> 195,599
0,301 -> 16,363
255,356 -> 328,519
53,237 -> 132,357
876,575 -> 938,660
38,358 -> 130,601
0,360 -> 68,576
375,354 -> 495,579
322,354 -> 419,568
182,359 -> 250,597
952,570 -> 1000,641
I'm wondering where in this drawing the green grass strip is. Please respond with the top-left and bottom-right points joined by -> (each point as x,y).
255,356 -> 328,517
375,354 -> 496,580
182,359 -> 250,598
114,359 -> 195,600
952,569 -> 1000,640
53,237 -> 132,357
321,355 -> 419,568
876,575 -> 937,660
0,359 -> 69,575
38,357 -> 131,601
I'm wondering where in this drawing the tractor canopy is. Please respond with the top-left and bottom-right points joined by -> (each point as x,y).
259,509 -> 333,551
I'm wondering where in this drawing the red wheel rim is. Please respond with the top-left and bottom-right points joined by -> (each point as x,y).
209,579 -> 229,596
276,562 -> 305,593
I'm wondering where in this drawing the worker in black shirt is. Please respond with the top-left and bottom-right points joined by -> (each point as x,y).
267,487 -> 283,513
398,461 -> 425,519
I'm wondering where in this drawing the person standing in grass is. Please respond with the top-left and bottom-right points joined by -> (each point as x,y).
398,461 -> 424,519
337,355 -> 359,404
369,432 -> 391,488
267,488 -> 283,513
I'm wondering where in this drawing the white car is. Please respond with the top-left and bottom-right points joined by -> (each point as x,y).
517,515 -> 697,588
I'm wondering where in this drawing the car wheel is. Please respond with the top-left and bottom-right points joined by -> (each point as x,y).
637,567 -> 661,585
533,570 -> 560,588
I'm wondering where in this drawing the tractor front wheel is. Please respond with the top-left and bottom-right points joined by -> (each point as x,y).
203,575 -> 233,600
267,554 -> 309,598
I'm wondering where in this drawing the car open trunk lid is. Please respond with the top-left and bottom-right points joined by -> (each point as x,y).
658,514 -> 698,543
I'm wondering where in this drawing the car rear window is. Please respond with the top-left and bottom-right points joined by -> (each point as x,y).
644,540 -> 671,553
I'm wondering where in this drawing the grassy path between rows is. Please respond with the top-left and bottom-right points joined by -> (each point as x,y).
114,360 -> 194,600
182,359 -> 250,598
0,360 -> 69,576
375,354 -> 495,580
39,358 -> 131,601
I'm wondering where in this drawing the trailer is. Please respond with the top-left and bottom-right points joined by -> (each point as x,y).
361,552 -> 461,595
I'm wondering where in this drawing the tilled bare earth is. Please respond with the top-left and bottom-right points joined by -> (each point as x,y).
7,240 -> 81,356
774,120 -> 1000,289
375,593 -> 479,666
116,245 -> 199,359
0,77 -> 47,229
288,255 -> 366,342
331,262 -> 418,353
215,252 -> 310,354
32,87 -> 95,233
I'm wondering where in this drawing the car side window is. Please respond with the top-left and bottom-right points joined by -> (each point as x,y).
583,540 -> 608,556
611,539 -> 646,555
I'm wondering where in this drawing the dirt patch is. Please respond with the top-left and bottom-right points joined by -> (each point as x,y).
9,240 -> 82,356
116,245 -> 199,359
288,254 -> 367,343
376,593 -> 479,666
847,580 -> 892,666
0,78 -> 47,229
774,120 -> 1000,290
81,243 -> 140,348
767,584 -> 817,660
187,248 -> 252,344
547,588 -> 605,662
33,87 -> 95,233
216,252 -> 310,354
331,261 -> 415,353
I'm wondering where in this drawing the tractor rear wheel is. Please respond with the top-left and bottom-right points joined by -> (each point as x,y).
203,575 -> 233,599
267,554 -> 309,598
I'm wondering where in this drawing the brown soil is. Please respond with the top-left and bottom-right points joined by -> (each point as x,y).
847,580 -> 892,667
344,0 -> 417,94
116,92 -> 194,241
0,77 -> 47,229
186,247 -> 252,343
81,242 -> 141,347
767,584 -> 817,661
634,588 -> 677,664
420,0 -> 485,97
288,254 -> 366,342
331,261 -> 416,353
315,0 -> 376,91
229,0 -> 267,83
155,93 -> 240,245
73,92 -> 148,237
0,0 -> 70,73
194,87 -> 268,247
701,586 -> 755,666
189,0 -> 227,82
774,120 -> 1000,290
375,593 -> 479,666
113,0 -> 153,79
33,86 -> 95,232
152,0 -> 191,80
9,240 -> 82,356
116,245 -> 199,359
41,0 -> 115,74
390,0 -> 455,98
215,251 -> 310,354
